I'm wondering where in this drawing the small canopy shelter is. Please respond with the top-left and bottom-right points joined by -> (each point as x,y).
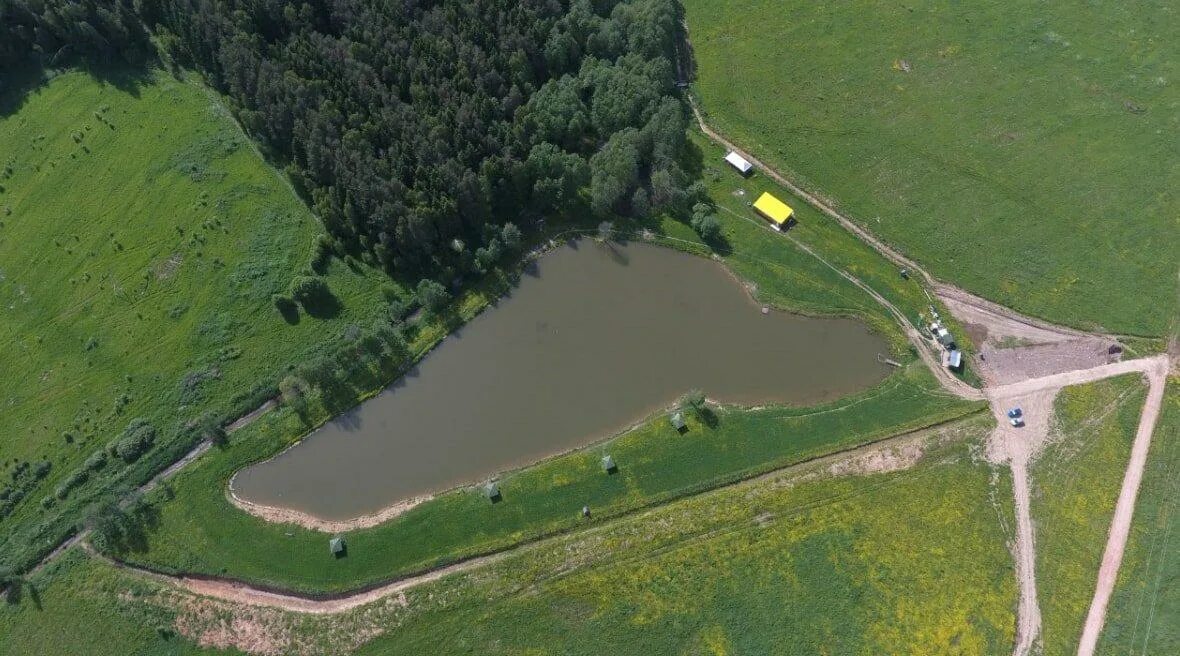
329,536 -> 346,556
753,192 -> 794,228
724,151 -> 753,175
601,454 -> 617,473
670,411 -> 687,432
946,349 -> 963,369
485,481 -> 501,501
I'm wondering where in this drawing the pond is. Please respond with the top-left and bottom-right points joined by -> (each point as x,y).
232,240 -> 891,521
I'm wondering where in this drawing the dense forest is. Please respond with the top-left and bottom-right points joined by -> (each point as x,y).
3,0 -> 694,279
136,0 -> 695,278
0,0 -> 149,69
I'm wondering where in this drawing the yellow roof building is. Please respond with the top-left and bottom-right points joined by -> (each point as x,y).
753,192 -> 794,225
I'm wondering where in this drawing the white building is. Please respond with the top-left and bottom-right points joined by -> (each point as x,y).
724,151 -> 753,176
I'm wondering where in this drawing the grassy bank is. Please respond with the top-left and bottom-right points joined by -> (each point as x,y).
1100,379 -> 1180,653
683,0 -> 1179,335
0,67 -> 391,571
356,418 -> 1014,654
674,130 -> 981,384
0,549 -> 220,656
1031,374 -> 1146,654
1,414 -> 1013,655
117,361 -> 981,594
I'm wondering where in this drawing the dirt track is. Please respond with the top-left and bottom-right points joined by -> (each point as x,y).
983,355 -> 1169,656
1076,357 -> 1170,656
19,92 -> 1165,654
690,103 -> 979,401
88,421 -> 965,614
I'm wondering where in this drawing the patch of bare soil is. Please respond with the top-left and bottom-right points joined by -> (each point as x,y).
154,252 -> 183,280
939,284 -> 1121,387
164,590 -> 389,656
937,285 -> 1098,345
226,489 -> 429,533
976,340 -> 1119,387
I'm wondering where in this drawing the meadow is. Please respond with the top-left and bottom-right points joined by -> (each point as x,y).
1100,380 -> 1179,654
675,131 -> 981,383
683,0 -> 1180,336
358,421 -> 1016,655
0,67 -> 391,571
118,361 -> 982,594
0,414 -> 1015,656
1030,374 -> 1145,654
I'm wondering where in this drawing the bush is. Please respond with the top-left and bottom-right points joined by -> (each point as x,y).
113,418 -> 156,463
415,278 -> 450,314
272,293 -> 298,320
289,276 -> 339,317
83,449 -> 107,472
279,375 -> 310,413
690,202 -> 722,242
290,276 -> 328,304
31,461 -> 51,480
195,412 -> 226,447
679,389 -> 706,413
501,222 -> 523,252
54,469 -> 89,500
309,235 -> 333,273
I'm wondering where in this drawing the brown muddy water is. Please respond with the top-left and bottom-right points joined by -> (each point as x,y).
232,240 -> 891,520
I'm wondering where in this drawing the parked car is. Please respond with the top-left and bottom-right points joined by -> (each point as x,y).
1007,407 -> 1023,419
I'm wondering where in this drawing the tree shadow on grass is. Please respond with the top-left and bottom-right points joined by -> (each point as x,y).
696,407 -> 720,429
299,288 -> 342,319
0,60 -> 153,120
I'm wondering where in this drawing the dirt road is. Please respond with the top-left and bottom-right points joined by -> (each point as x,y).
86,420 -> 975,614
691,104 -> 979,401
1076,357 -> 1170,656
982,355 -> 1169,656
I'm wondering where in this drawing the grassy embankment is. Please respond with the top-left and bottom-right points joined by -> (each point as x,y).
121,360 -> 980,594
357,418 -> 1015,654
1100,380 -> 1180,654
0,67 -> 392,571
670,131 -> 983,385
86,63 -> 991,593
1031,374 -> 1146,654
683,0 -> 1180,336
0,59 -> 974,584
1,414 -> 1014,655
0,550 -> 222,656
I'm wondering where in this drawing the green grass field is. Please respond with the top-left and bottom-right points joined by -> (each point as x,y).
1,414 -> 1014,655
684,0 -> 1180,335
1100,380 -> 1180,654
673,131 -> 981,383
351,415 -> 1016,654
1031,374 -> 1146,654
0,550 -> 225,656
119,361 -> 981,593
0,67 -> 391,571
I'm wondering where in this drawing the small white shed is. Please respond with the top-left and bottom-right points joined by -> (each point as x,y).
724,151 -> 753,176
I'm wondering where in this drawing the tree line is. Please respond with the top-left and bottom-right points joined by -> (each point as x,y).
4,0 -> 697,282
136,0 -> 695,280
0,0 -> 149,70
